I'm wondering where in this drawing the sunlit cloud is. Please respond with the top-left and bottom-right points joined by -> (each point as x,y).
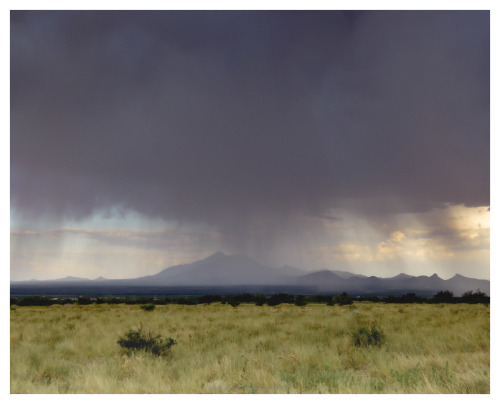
306,204 -> 489,278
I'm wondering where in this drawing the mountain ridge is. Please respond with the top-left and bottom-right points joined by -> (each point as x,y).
10,252 -> 490,296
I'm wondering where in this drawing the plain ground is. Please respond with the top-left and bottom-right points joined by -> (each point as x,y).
10,302 -> 489,393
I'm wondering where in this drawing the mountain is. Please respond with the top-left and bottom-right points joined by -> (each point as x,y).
11,275 -> 91,284
390,273 -> 415,280
131,252 -> 295,286
298,270 -> 353,289
328,269 -> 366,279
10,252 -> 489,296
444,274 -> 490,296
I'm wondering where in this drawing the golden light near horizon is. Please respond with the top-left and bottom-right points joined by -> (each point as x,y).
306,203 -> 490,279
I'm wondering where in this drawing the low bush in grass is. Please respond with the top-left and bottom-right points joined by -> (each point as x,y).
140,303 -> 156,311
352,324 -> 385,347
117,325 -> 176,357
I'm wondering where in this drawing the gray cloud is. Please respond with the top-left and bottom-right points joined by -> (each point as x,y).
11,226 -> 224,250
11,11 -> 489,246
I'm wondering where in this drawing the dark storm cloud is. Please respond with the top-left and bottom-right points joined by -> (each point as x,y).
11,11 -> 489,232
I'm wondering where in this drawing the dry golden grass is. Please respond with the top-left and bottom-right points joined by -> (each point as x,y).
10,302 -> 489,393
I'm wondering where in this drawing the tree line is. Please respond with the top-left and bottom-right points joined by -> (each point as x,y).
10,289 -> 489,307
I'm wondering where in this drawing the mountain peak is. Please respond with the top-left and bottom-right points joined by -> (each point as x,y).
208,252 -> 226,259
200,252 -> 229,264
392,273 -> 414,279
57,276 -> 88,282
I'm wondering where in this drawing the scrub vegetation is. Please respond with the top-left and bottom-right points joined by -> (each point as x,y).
10,302 -> 489,393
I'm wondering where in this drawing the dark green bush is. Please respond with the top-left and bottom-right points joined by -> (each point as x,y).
77,296 -> 92,305
335,292 -> 353,306
399,293 -> 424,303
117,325 -> 176,357
15,296 -> 55,306
310,294 -> 331,304
254,294 -> 268,306
433,290 -> 454,303
461,290 -> 489,304
295,295 -> 307,306
228,298 -> 240,307
267,293 -> 295,306
352,324 -> 385,347
140,303 -> 156,311
199,294 -> 223,304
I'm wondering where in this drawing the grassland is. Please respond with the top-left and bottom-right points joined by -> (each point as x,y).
10,302 -> 489,393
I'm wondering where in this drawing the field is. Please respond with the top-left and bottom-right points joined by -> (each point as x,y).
10,302 -> 489,393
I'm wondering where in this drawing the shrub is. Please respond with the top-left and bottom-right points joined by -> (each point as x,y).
198,294 -> 222,304
228,299 -> 240,307
174,297 -> 197,305
335,292 -> 353,306
16,296 -> 54,306
433,290 -> 454,303
254,294 -> 268,306
267,293 -> 295,306
117,325 -> 176,357
295,295 -> 307,306
461,290 -> 489,304
400,293 -> 424,303
310,294 -> 331,304
352,324 -> 385,347
140,303 -> 156,311
77,296 -> 92,305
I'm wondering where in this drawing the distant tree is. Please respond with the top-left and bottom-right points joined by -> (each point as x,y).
383,295 -> 398,303
295,295 -> 307,306
77,296 -> 92,305
254,294 -> 267,306
16,296 -> 54,306
335,292 -> 353,306
227,298 -> 240,307
267,293 -> 294,306
400,293 -> 424,303
199,294 -> 222,305
155,297 -> 172,305
107,297 -> 125,304
461,290 -> 489,304
433,290 -> 454,303
358,295 -> 381,303
310,294 -> 331,304
174,297 -> 197,305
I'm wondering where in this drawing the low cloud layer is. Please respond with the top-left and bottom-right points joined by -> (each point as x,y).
11,11 -> 489,250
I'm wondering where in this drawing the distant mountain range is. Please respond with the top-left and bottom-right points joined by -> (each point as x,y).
11,252 -> 489,297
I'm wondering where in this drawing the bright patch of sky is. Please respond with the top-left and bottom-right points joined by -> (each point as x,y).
10,204 -> 489,281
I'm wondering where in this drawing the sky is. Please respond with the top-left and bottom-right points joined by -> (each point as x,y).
10,10 -> 490,281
